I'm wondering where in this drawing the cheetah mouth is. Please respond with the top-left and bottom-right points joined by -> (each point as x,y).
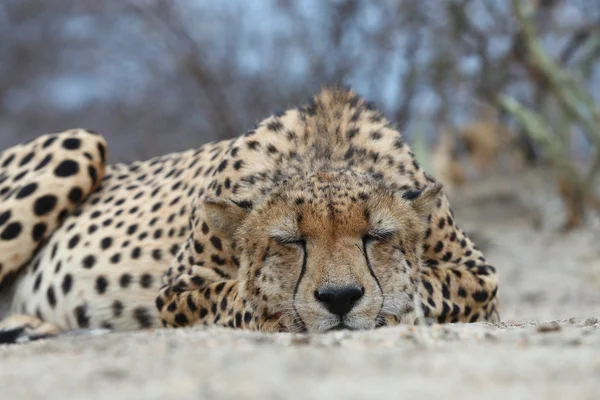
327,323 -> 354,332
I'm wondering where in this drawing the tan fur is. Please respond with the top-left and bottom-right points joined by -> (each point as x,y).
0,87 -> 499,341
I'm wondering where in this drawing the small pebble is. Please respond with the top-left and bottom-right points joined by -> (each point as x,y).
536,322 -> 561,333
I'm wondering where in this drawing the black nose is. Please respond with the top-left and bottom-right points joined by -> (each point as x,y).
314,285 -> 365,316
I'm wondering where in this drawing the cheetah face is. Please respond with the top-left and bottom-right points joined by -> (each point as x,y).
205,170 -> 442,333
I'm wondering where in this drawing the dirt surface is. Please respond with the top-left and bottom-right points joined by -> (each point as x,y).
1,169 -> 600,400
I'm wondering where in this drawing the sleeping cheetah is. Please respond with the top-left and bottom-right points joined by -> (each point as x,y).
0,87 -> 498,341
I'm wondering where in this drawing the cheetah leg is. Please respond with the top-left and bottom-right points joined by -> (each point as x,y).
156,279 -> 282,332
0,314 -> 62,344
417,193 -> 500,324
417,264 -> 499,324
0,129 -> 107,287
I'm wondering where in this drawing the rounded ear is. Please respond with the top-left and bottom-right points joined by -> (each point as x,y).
402,183 -> 444,221
203,197 -> 251,240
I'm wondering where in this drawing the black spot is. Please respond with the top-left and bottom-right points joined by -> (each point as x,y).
120,273 -> 132,288
442,252 -> 452,262
441,301 -> 450,316
68,187 -> 84,203
16,183 -> 38,199
82,255 -> 96,269
244,311 -> 252,324
370,131 -> 382,140
1,221 -> 22,240
75,305 -> 90,328
472,291 -> 489,303
46,286 -> 57,308
112,300 -> 124,317
422,279 -> 434,295
62,274 -> 73,295
211,255 -> 226,265
33,273 -> 43,292
155,296 -> 165,311
185,294 -> 198,313
217,160 -> 228,173
1,153 -> 15,167
19,152 -> 34,167
62,138 -> 81,150
214,282 -> 226,294
127,224 -> 138,235
194,240 -> 204,254
210,236 -> 223,251
191,276 -> 204,287
140,273 -> 153,288
95,276 -> 109,294
68,234 -> 80,249
54,160 -> 79,177
33,195 -> 58,216
131,247 -> 141,259
0,211 -> 10,227
97,142 -> 106,163
88,166 -> 98,184
451,303 -> 460,317
433,241 -> 444,253
101,237 -> 112,249
267,120 -> 284,132
201,222 -> 210,235
174,313 -> 189,325
442,284 -> 450,299
134,307 -> 154,328
101,322 -> 114,330
32,223 -> 47,241
34,154 -> 52,171
50,243 -> 58,259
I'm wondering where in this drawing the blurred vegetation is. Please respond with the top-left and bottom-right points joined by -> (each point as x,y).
0,0 -> 599,228
499,0 -> 600,230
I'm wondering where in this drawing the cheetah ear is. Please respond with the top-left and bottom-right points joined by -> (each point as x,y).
402,182 -> 444,221
204,197 -> 251,239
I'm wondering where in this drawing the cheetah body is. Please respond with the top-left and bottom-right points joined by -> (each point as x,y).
0,88 -> 499,337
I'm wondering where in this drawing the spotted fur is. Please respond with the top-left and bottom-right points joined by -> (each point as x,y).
0,88 -> 499,340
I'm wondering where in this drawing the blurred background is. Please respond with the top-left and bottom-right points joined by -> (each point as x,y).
1,0 -> 599,229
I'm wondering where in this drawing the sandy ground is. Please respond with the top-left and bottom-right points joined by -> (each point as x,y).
1,169 -> 600,400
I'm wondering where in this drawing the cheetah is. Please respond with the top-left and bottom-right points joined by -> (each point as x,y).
0,87 -> 498,342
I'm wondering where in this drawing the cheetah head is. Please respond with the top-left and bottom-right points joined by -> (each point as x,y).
204,169 -> 442,333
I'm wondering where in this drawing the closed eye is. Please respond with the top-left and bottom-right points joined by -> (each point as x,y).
363,228 -> 396,243
270,231 -> 305,247
274,237 -> 305,247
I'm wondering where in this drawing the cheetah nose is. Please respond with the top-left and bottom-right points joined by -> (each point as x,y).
314,285 -> 365,316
